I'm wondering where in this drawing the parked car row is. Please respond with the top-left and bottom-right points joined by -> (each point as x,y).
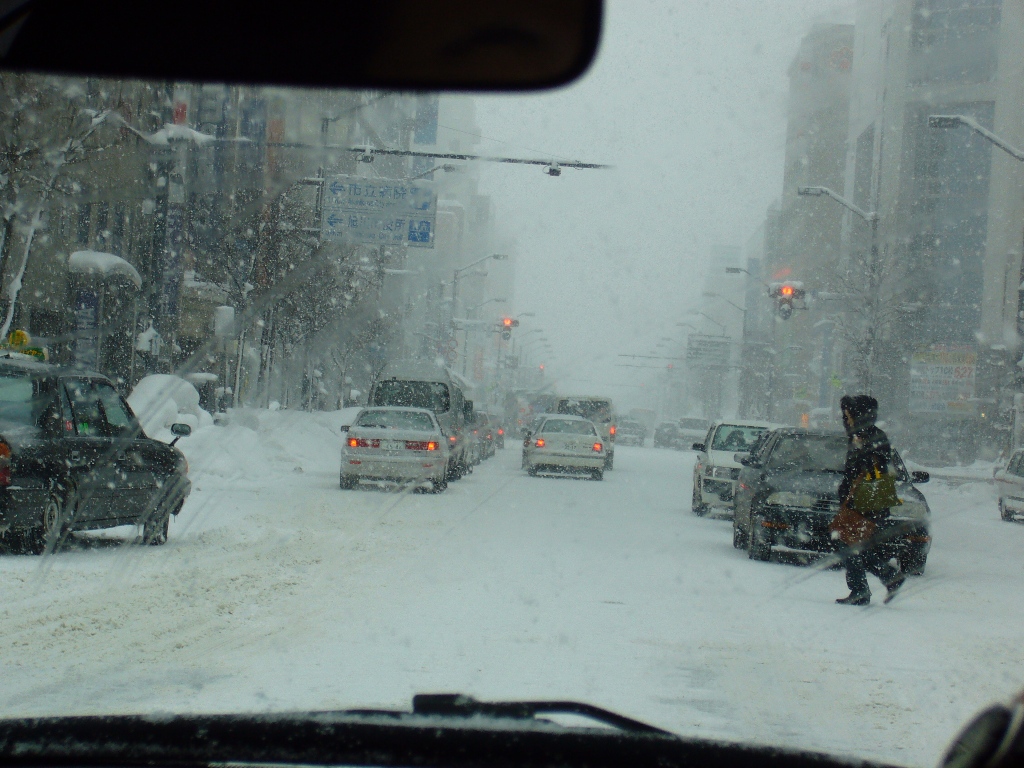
652,417 -> 712,451
0,356 -> 193,555
690,419 -> 933,575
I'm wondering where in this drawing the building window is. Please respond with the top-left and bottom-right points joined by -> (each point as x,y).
910,0 -> 1002,84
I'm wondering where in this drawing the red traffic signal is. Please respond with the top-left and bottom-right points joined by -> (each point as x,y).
769,281 -> 805,319
501,317 -> 520,328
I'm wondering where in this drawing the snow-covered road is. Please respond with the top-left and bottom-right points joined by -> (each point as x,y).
2,409 -> 1023,767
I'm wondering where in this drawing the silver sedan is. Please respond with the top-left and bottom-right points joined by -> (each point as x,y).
340,407 -> 450,492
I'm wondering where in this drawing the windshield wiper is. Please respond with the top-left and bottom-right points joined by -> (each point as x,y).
400,694 -> 674,735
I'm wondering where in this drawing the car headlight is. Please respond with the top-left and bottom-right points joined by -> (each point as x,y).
766,491 -> 816,508
890,498 -> 929,521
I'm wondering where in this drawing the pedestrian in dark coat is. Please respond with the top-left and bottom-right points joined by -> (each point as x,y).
834,394 -> 906,605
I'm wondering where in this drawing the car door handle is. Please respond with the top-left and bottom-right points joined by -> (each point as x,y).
70,451 -> 81,463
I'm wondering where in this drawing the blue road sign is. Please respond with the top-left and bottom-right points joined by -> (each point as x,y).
321,175 -> 436,247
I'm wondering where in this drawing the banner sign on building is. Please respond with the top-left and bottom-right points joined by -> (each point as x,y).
321,176 -> 436,247
909,345 -> 976,415
686,335 -> 731,368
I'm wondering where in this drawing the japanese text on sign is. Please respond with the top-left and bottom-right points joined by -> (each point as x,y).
909,345 -> 976,415
321,176 -> 436,247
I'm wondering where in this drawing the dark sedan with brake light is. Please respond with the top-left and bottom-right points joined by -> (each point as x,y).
0,357 -> 191,554
732,429 -> 931,573
340,407 -> 450,492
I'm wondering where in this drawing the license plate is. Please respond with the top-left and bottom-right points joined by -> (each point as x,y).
380,440 -> 402,451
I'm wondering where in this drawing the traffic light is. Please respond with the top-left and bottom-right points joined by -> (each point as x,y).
500,317 -> 519,340
769,281 -> 806,319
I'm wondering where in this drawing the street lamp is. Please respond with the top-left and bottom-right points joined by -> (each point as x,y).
452,254 -> 509,312
928,114 -> 1024,162
467,297 -> 507,314
797,185 -> 880,388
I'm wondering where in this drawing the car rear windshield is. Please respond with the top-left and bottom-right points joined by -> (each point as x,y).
679,418 -> 709,430
542,419 -> 598,436
0,373 -> 53,428
766,435 -> 848,472
372,381 -> 450,413
356,410 -> 435,431
557,399 -> 610,422
711,425 -> 768,451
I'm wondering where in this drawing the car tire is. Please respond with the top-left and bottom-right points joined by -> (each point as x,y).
340,474 -> 357,490
747,515 -> 771,561
732,520 -> 748,549
143,511 -> 170,546
24,494 -> 69,555
430,478 -> 448,493
527,465 -> 538,477
604,452 -> 614,471
692,484 -> 708,516
592,469 -> 604,481
1000,499 -> 1013,521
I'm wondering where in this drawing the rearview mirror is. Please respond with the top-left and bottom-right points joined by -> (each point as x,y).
692,443 -> 705,452
169,423 -> 192,446
2,0 -> 602,90
911,471 -> 930,484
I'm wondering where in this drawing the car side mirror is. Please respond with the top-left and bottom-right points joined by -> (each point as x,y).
738,454 -> 760,468
911,470 -> 930,484
692,443 -> 705,452
169,422 -> 192,446
340,425 -> 350,433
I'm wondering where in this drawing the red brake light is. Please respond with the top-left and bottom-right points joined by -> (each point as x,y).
535,438 -> 545,448
0,441 -> 10,486
449,435 -> 457,443
498,428 -> 504,435
593,442 -> 603,452
781,284 -> 794,297
427,441 -> 438,451
348,438 -> 371,448
609,425 -> 616,435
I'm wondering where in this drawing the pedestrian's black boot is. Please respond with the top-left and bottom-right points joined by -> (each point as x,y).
836,592 -> 870,606
883,574 -> 906,604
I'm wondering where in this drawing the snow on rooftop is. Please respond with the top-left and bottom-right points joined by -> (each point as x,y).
68,251 -> 142,288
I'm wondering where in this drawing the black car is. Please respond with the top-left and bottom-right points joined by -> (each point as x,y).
0,357 -> 192,554
731,429 -> 931,574
653,421 -> 684,449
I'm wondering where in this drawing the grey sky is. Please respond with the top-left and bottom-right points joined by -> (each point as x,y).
467,0 -> 851,409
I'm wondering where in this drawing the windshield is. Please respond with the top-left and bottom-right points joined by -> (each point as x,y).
372,381 -> 450,413
0,374 -> 53,428
541,419 -> 598,436
2,4 -> 1020,768
710,425 -> 767,452
679,418 -> 709,431
765,434 -> 849,472
355,410 -> 435,431
557,399 -> 611,422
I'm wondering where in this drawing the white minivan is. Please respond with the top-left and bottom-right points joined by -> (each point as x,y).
691,420 -> 783,516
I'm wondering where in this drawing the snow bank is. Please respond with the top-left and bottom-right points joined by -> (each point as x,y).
128,375 -> 213,441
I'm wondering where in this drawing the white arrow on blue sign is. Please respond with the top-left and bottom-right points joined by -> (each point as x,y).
321,175 -> 436,248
